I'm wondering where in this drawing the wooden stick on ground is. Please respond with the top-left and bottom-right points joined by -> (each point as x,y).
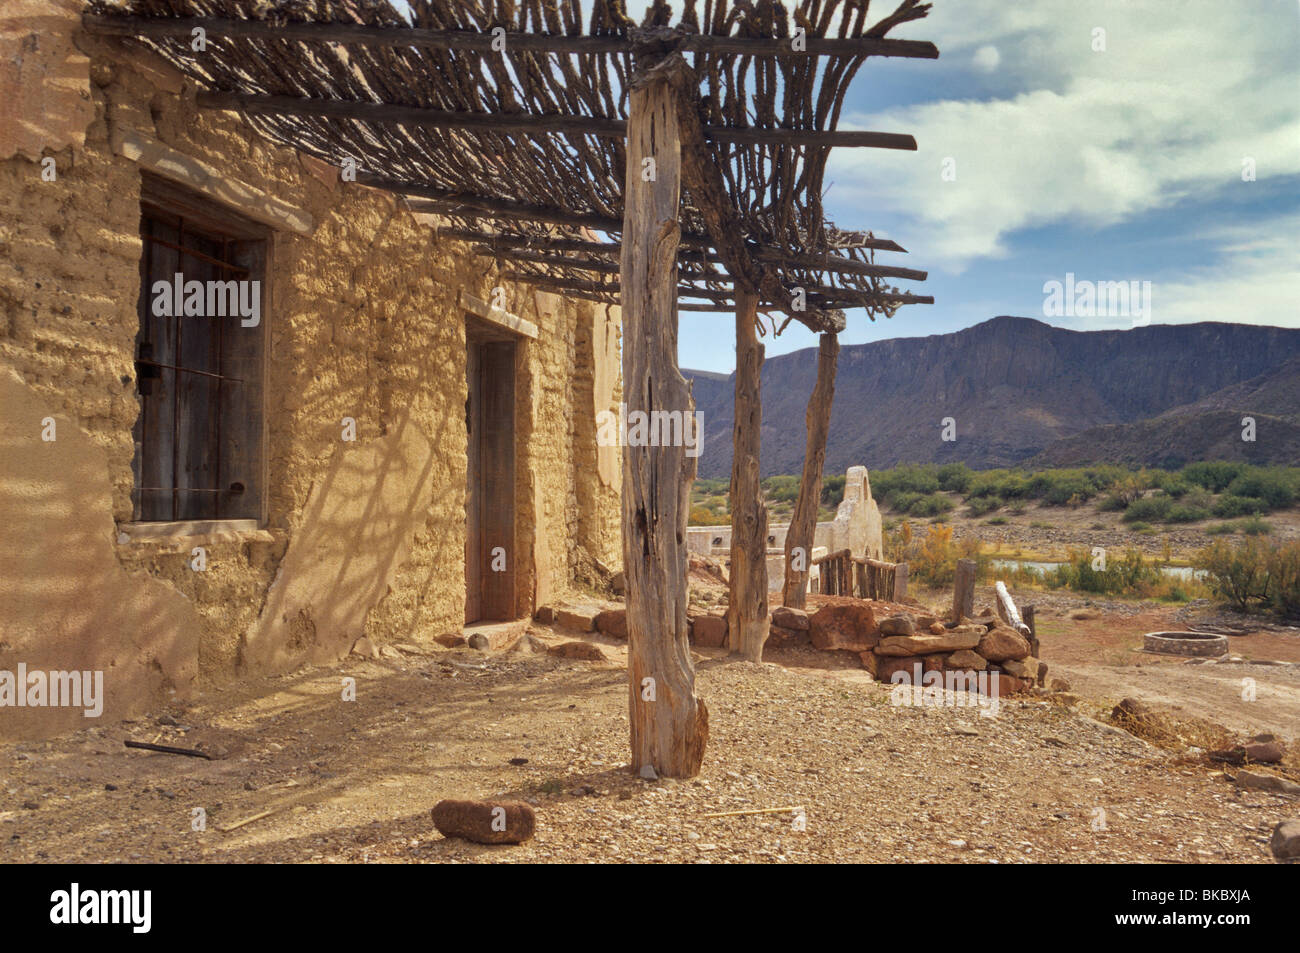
124,740 -> 212,760
218,809 -> 278,833
700,805 -> 805,819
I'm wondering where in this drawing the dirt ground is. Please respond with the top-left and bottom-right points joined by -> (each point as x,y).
3,587 -> 1297,864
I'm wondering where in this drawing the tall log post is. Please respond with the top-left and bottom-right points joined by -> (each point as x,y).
781,332 -> 839,609
952,558 -> 976,622
726,292 -> 769,660
620,61 -> 708,778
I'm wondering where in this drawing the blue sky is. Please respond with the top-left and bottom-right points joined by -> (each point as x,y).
667,0 -> 1300,373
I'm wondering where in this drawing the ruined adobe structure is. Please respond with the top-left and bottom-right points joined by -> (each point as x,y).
0,1 -> 621,737
687,465 -> 884,589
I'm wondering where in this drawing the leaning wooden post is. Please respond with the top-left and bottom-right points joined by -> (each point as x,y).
726,291 -> 769,660
620,56 -> 708,778
781,331 -> 839,609
952,558 -> 976,622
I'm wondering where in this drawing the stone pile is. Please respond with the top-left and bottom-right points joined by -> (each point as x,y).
771,603 -> 1046,694
584,601 -> 1055,696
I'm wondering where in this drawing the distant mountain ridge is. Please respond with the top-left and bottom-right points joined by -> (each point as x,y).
684,317 -> 1300,478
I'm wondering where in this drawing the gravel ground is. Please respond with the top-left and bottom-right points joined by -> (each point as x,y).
1,630 -> 1292,864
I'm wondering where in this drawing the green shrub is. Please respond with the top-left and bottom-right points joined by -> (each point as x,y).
1046,548 -> 1158,595
936,463 -> 973,493
1268,541 -> 1300,616
889,491 -> 922,514
1182,461 -> 1247,493
1123,496 -> 1172,523
872,464 -> 940,502
907,493 -> 955,518
985,516 -> 1008,525
1205,522 -> 1237,536
1166,504 -> 1211,523
1195,538 -> 1272,611
1212,495 -> 1267,518
966,495 -> 1003,517
820,474 -> 846,508
1042,478 -> 1094,506
1097,493 -> 1129,512
1226,469 -> 1296,510
1241,517 -> 1272,536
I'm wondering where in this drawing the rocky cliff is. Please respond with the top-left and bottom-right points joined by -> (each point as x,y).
684,317 -> 1300,477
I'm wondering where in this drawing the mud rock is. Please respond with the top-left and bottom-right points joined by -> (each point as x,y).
879,614 -> 915,637
875,656 -> 931,683
434,632 -> 467,648
986,671 -> 1029,695
768,623 -> 809,645
548,641 -> 607,661
977,625 -> 1031,663
876,625 -> 982,657
1270,819 -> 1300,859
692,614 -> 727,648
534,606 -> 556,624
771,606 -> 810,631
1000,656 -> 1040,681
859,651 -> 878,678
929,622 -> 947,635
431,799 -> 535,845
945,649 -> 987,671
810,604 -> 880,652
1210,740 -> 1286,765
350,637 -> 379,659
556,608 -> 597,632
594,609 -> 628,639
1236,770 -> 1300,797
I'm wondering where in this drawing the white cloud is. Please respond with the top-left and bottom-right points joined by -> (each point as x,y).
1149,217 -> 1300,329
972,45 -> 1000,72
828,0 -> 1300,273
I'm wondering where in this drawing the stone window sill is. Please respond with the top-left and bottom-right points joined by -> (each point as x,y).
116,520 -> 275,546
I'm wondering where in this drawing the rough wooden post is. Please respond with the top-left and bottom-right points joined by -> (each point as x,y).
782,332 -> 838,609
620,60 -> 707,777
1023,604 -> 1040,658
893,562 -> 909,601
952,558 -> 976,622
726,291 -> 770,661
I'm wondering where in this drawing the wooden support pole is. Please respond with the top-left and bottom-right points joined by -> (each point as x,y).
782,332 -> 838,609
621,60 -> 707,779
726,292 -> 770,661
952,558 -> 976,622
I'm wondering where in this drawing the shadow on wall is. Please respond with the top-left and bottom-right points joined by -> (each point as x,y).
240,334 -> 462,674
0,367 -> 200,739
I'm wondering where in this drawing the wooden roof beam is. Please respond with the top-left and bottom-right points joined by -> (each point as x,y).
196,92 -> 917,150
83,14 -> 939,59
457,232 -> 927,281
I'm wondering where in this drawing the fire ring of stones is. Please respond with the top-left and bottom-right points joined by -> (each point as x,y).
1142,630 -> 1230,658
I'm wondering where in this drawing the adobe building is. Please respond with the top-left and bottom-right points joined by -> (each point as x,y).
0,1 -> 621,737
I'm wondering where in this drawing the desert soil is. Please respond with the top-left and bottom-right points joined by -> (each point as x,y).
2,587 -> 1297,864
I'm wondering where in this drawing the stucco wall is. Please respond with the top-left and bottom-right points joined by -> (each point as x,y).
0,7 -> 621,736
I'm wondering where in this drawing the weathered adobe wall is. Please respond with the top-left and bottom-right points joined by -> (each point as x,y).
0,6 -> 620,737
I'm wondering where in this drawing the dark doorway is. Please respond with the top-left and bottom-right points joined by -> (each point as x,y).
465,325 -> 517,623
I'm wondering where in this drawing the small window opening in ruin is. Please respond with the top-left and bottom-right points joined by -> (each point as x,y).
130,175 -> 268,523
